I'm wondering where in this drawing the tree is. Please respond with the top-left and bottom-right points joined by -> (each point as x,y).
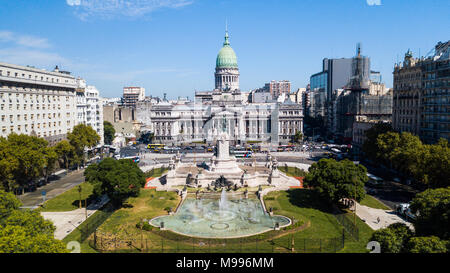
0,137 -> 18,192
0,190 -> 22,223
7,134 -> 49,193
404,236 -> 448,253
304,158 -> 368,205
293,131 -> 303,143
55,140 -> 75,170
139,131 -> 154,144
85,158 -> 146,205
67,124 -> 100,168
369,223 -> 413,253
0,224 -> 67,253
43,146 -> 58,183
362,122 -> 393,163
103,121 -> 116,145
389,132 -> 424,179
3,210 -> 55,237
421,139 -> 450,188
410,187 -> 450,240
0,192 -> 67,253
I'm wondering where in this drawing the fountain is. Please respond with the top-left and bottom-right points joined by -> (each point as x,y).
218,188 -> 228,211
150,192 -> 291,238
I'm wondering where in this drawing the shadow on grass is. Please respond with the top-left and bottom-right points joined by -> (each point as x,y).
70,193 -> 99,209
286,189 -> 334,213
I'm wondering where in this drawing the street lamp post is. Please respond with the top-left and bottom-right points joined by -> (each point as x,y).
78,185 -> 82,209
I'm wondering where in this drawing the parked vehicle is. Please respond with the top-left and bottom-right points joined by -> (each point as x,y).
396,203 -> 417,221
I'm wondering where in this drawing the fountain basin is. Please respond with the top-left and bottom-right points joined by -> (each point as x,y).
149,196 -> 291,239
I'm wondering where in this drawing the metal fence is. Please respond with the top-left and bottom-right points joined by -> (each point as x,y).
88,233 -> 344,253
335,213 -> 359,241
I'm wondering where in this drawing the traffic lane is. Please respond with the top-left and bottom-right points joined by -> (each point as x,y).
365,181 -> 419,210
18,170 -> 85,208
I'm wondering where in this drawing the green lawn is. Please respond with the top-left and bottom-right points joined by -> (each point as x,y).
98,189 -> 180,237
338,211 -> 374,253
360,194 -> 391,210
278,166 -> 307,177
145,167 -> 168,178
37,183 -> 94,212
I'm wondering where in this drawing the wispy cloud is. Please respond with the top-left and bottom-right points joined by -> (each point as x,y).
66,0 -> 194,20
0,31 -> 51,49
0,31 -> 70,69
366,0 -> 382,6
0,48 -> 69,68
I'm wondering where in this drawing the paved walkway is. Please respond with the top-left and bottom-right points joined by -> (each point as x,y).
41,195 -> 110,240
355,202 -> 414,231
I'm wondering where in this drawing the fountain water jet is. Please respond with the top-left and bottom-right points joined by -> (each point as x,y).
219,188 -> 228,211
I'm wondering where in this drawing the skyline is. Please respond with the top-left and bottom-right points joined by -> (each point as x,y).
0,0 -> 449,99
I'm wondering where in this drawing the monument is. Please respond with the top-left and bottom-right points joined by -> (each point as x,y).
210,116 -> 242,174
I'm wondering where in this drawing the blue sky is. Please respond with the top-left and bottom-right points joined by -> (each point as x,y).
0,0 -> 449,99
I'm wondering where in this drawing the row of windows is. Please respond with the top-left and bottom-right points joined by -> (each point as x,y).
0,112 -> 71,121
0,69 -> 72,84
0,92 -> 73,102
0,103 -> 73,111
1,125 -> 69,137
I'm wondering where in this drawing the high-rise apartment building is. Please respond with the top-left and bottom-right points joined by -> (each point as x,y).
123,87 -> 145,108
393,50 -> 422,136
264,80 -> 291,98
76,79 -> 104,145
420,41 -> 450,143
393,41 -> 449,144
0,63 -> 77,145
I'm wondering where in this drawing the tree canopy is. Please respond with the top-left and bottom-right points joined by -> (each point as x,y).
5,134 -> 50,192
0,190 -> 22,222
362,122 -> 393,163
67,124 -> 100,167
369,223 -> 413,253
85,158 -> 146,205
410,187 -> 450,240
54,140 -> 75,170
404,236 -> 448,253
0,191 -> 67,253
363,129 -> 449,188
304,158 -> 368,205
103,121 -> 115,145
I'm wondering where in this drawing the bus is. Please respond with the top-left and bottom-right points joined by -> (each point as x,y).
233,150 -> 253,158
122,156 -> 140,163
278,145 -> 296,152
147,144 -> 165,150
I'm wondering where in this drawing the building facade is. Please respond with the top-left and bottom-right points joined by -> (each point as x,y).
420,41 -> 450,143
0,63 -> 78,145
393,50 -> 422,136
123,87 -> 145,108
76,79 -> 104,145
393,41 -> 450,144
137,30 -> 303,146
264,80 -> 291,99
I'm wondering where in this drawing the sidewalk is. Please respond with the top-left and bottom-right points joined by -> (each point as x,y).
355,202 -> 414,231
41,195 -> 110,240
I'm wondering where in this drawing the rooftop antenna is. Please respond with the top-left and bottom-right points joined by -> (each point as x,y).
356,42 -> 361,57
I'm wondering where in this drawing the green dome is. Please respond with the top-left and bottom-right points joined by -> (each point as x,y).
216,31 -> 238,69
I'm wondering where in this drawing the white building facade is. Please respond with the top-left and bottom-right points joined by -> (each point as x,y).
0,63 -> 78,145
138,30 -> 303,146
76,79 -> 104,145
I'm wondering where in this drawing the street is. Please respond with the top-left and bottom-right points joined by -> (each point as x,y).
18,170 -> 85,209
